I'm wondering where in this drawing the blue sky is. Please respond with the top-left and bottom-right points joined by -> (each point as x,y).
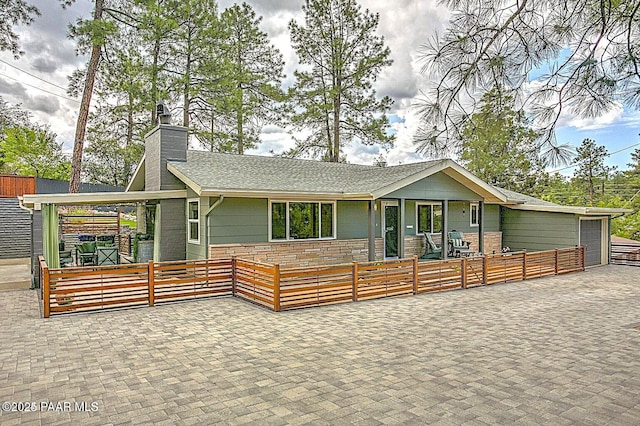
553,110 -> 640,175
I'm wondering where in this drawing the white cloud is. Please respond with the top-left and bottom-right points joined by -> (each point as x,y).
557,103 -> 625,131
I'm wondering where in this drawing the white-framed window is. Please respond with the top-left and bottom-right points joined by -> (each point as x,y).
416,202 -> 442,234
187,199 -> 200,244
269,200 -> 336,241
470,202 -> 479,227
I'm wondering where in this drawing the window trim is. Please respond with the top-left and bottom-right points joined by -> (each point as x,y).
187,198 -> 200,244
416,202 -> 443,234
268,200 -> 337,242
470,202 -> 479,227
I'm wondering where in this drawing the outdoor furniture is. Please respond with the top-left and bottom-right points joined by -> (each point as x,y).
58,242 -> 73,267
448,230 -> 472,257
421,232 -> 442,259
97,246 -> 118,265
76,242 -> 97,266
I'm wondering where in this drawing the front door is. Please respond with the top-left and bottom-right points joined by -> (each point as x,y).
382,201 -> 398,259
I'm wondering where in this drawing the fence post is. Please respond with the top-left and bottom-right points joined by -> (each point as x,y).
352,262 -> 358,302
231,256 -> 237,296
43,265 -> 50,318
482,255 -> 487,285
461,257 -> 467,289
273,263 -> 281,312
412,256 -> 418,295
148,260 -> 155,307
554,249 -> 559,274
522,249 -> 527,281
581,246 -> 586,271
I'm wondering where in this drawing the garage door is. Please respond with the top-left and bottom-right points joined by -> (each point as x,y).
580,219 -> 603,267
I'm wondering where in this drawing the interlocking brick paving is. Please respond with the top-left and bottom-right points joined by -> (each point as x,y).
0,265 -> 639,424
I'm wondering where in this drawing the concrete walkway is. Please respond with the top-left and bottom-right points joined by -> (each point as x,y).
0,258 -> 31,291
0,265 -> 639,425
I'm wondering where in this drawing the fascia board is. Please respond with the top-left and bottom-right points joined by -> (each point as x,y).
199,188 -> 373,201
125,154 -> 146,192
505,203 -> 632,215
166,163 -> 203,196
22,190 -> 188,208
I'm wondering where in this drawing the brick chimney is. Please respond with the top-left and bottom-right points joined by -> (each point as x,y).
142,123 -> 188,261
144,125 -> 187,191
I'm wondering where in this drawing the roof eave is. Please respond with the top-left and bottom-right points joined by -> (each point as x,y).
505,203 -> 633,215
199,188 -> 373,200
22,189 -> 188,209
126,154 -> 146,192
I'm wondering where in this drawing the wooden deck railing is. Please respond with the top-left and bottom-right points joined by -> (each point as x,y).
39,246 -> 586,317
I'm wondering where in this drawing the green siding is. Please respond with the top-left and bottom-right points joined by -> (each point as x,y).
447,201 -> 472,232
386,172 -> 482,201
484,204 -> 500,232
501,208 -> 579,251
210,198 -> 269,244
404,200 -> 416,235
337,201 -> 369,239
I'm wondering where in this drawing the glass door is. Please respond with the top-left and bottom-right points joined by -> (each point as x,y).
382,202 -> 399,259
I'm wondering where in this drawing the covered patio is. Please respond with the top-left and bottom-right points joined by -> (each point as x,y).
21,189 -> 186,285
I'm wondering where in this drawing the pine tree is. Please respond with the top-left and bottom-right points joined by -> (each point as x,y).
200,2 -> 284,154
288,0 -> 394,162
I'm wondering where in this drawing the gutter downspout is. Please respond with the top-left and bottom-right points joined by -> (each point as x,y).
204,195 -> 224,259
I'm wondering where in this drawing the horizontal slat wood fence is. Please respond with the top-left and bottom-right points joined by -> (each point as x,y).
611,243 -> 640,267
40,246 -> 586,317
41,257 -> 233,317
151,259 -> 233,304
59,214 -> 120,235
233,259 -> 277,310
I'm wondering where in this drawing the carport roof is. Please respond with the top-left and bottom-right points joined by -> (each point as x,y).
20,190 -> 187,209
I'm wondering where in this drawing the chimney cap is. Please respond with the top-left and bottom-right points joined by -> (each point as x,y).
157,101 -> 171,125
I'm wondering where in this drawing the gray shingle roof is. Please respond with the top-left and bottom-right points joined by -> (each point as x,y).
495,187 -> 559,207
168,151 -> 444,195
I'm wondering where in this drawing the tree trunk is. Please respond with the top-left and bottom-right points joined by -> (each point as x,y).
332,92 -> 340,162
151,37 -> 160,125
69,0 -> 104,193
183,54 -> 190,128
183,22 -> 193,131
237,89 -> 243,154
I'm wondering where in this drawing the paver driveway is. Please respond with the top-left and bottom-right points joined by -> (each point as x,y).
1,265 -> 639,425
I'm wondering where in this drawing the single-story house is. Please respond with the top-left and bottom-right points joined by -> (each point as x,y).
21,124 -> 629,280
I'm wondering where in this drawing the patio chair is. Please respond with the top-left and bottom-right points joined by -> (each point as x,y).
76,241 -> 97,266
421,232 -> 442,259
58,242 -> 73,267
448,230 -> 472,257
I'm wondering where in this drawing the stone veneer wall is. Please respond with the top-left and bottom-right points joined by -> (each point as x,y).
209,238 -> 384,268
209,232 -> 502,267
463,231 -> 502,255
